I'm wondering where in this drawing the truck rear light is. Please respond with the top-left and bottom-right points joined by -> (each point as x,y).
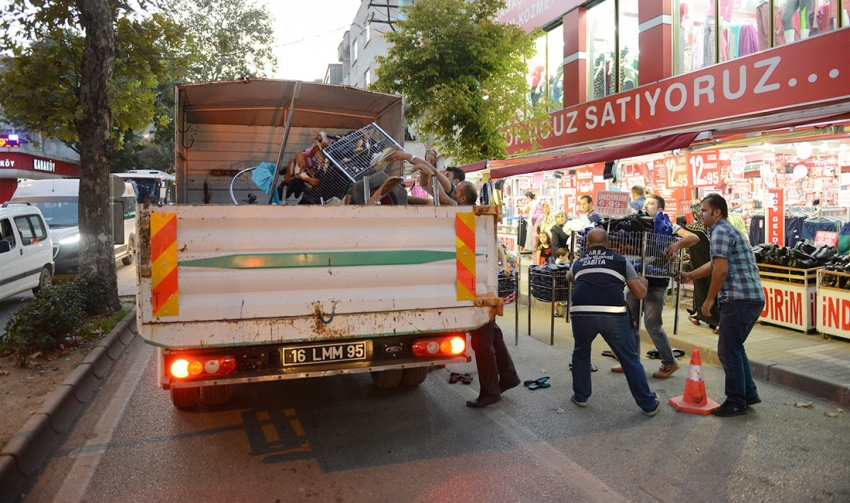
412,336 -> 466,357
169,356 -> 237,380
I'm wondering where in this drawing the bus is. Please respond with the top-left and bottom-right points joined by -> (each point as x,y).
114,170 -> 176,204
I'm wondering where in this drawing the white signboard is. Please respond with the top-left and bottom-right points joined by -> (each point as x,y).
595,191 -> 631,218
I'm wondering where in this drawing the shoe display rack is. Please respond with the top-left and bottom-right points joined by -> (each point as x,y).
756,264 -> 820,333
816,269 -> 850,341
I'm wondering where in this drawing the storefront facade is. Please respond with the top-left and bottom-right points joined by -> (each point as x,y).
0,149 -> 80,203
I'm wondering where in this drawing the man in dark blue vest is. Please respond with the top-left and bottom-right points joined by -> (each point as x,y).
568,228 -> 660,416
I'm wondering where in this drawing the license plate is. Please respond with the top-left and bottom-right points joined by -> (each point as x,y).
282,342 -> 367,366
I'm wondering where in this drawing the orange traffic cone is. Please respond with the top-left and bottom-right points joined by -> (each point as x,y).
669,347 -> 719,415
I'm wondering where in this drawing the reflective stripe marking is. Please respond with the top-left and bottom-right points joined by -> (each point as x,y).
687,364 -> 704,381
570,306 -> 628,313
456,212 -> 476,301
574,268 -> 626,282
151,212 -> 178,317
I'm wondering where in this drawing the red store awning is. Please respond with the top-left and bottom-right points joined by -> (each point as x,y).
489,132 -> 701,179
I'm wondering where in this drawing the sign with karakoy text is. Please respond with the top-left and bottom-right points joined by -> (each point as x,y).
506,29 -> 850,152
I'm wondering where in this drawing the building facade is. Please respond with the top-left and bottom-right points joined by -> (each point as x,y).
0,127 -> 80,203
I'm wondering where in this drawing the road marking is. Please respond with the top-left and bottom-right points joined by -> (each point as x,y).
447,378 -> 631,503
52,340 -> 152,503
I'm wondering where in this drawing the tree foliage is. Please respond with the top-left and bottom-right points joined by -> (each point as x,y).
164,0 -> 278,82
0,9 -> 192,152
372,0 -> 549,163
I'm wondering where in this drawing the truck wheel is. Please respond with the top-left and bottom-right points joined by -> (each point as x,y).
170,387 -> 200,409
32,267 -> 52,295
122,237 -> 135,265
371,369 -> 403,388
400,367 -> 429,386
202,384 -> 230,406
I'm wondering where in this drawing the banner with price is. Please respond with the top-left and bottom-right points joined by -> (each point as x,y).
688,149 -> 721,187
595,191 -> 631,217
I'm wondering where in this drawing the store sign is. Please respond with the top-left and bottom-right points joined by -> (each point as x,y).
497,0 -> 581,33
595,191 -> 631,217
688,149 -> 720,187
575,166 -> 594,197
765,188 -> 784,245
652,159 -> 668,190
33,159 -> 55,172
814,231 -> 838,247
518,177 -> 530,190
0,158 -> 16,168
819,291 -> 850,335
730,152 -> 746,176
760,281 -> 816,331
506,29 -> 850,153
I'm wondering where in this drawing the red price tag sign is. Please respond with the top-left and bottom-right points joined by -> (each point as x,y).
814,231 -> 838,247
595,191 -> 631,217
576,167 -> 594,197
663,155 -> 690,188
765,188 -> 785,246
688,149 -> 721,187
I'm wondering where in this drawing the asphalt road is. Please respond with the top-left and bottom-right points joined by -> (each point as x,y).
21,311 -> 850,503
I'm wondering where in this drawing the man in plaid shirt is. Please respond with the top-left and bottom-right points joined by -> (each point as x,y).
679,194 -> 765,417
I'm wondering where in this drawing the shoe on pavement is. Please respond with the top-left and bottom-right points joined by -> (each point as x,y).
645,393 -> 660,417
500,376 -> 522,393
747,395 -> 762,406
570,395 -> 587,408
711,400 -> 748,417
466,395 -> 501,408
611,364 -> 624,373
652,362 -> 680,379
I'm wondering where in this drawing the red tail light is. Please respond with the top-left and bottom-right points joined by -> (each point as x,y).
412,336 -> 466,357
170,356 -> 237,380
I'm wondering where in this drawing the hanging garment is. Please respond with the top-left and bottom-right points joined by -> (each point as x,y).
801,219 -> 839,241
738,25 -> 760,56
838,222 -> 850,255
756,2 -> 770,50
785,216 -> 807,248
749,215 -> 766,245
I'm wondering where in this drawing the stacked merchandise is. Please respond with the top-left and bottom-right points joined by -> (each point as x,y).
752,241 -> 837,269
820,255 -> 850,289
528,263 -> 570,302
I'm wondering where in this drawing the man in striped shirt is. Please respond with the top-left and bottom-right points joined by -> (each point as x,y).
567,228 -> 660,416
679,194 -> 765,417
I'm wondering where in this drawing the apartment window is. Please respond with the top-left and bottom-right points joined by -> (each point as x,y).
526,24 -> 565,112
365,68 -> 371,88
365,22 -> 371,45
352,40 -> 358,62
587,0 -> 639,100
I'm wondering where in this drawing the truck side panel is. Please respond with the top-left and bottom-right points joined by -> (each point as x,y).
137,205 -> 499,349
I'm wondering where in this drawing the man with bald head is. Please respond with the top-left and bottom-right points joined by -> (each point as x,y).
567,228 -> 660,416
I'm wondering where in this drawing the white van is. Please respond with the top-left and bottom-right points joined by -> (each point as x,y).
10,179 -> 137,275
0,204 -> 54,301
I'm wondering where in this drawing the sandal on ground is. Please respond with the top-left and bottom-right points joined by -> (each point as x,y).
713,326 -> 720,334
524,376 -> 550,387
449,372 -> 462,384
460,373 -> 474,385
688,315 -> 701,326
601,350 -> 618,360
528,381 -> 551,390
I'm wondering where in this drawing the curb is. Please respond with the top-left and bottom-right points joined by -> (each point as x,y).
659,331 -> 850,407
0,308 -> 137,502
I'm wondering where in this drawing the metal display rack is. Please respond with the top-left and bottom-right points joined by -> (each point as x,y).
527,263 -> 571,345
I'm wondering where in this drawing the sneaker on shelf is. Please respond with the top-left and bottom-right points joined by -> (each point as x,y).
652,362 -> 680,379
645,392 -> 660,417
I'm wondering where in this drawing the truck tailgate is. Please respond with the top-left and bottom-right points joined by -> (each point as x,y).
137,204 -> 500,348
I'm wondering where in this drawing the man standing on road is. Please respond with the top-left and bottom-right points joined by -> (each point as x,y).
386,148 -> 521,408
568,228 -> 660,416
616,195 -> 699,378
678,194 -> 765,417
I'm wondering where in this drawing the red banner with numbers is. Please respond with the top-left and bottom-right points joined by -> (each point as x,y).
688,149 -> 721,187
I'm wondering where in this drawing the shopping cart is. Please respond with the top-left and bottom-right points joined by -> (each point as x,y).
570,228 -> 684,333
310,122 -> 403,202
527,263 -> 571,345
499,270 -> 518,305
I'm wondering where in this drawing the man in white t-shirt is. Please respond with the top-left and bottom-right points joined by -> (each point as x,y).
613,195 -> 699,378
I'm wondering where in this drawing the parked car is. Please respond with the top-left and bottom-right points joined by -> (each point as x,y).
0,203 -> 54,301
10,179 -> 137,275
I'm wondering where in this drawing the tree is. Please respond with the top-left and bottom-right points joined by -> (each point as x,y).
164,0 -> 278,82
373,0 -> 549,164
1,1 -> 191,311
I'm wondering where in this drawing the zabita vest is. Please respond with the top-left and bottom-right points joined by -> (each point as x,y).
571,246 -> 629,315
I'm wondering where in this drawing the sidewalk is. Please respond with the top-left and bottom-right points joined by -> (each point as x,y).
499,296 -> 850,406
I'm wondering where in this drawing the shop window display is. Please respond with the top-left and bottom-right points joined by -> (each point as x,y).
775,0 -> 841,46
526,25 -> 565,111
587,0 -> 639,99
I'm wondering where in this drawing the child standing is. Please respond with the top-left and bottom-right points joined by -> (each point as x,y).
536,232 -> 553,265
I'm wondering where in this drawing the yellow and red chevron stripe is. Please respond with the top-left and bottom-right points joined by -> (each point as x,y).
455,212 -> 476,301
151,212 -> 179,317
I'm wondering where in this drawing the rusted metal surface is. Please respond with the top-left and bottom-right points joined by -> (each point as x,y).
137,204 -> 152,279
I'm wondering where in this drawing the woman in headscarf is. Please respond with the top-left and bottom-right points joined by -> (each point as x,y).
685,202 -> 720,333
